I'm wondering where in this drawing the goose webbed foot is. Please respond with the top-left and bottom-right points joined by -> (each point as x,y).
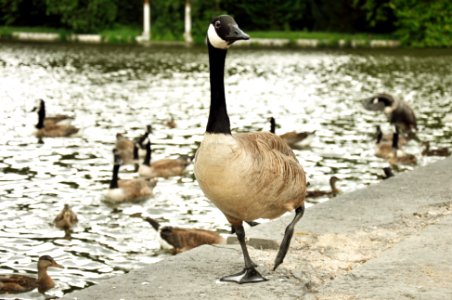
220,267 -> 267,284
273,205 -> 305,271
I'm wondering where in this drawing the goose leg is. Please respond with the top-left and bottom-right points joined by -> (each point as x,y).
221,223 -> 267,284
273,205 -> 305,271
230,220 -> 260,234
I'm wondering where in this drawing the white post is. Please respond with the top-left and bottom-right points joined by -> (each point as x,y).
184,0 -> 193,45
143,0 -> 151,41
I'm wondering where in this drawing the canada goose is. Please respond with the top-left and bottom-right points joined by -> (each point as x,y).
362,93 -> 417,133
0,255 -> 63,294
421,141 -> 450,157
269,117 -> 314,147
306,176 -> 340,198
375,125 -> 406,146
33,99 -> 79,138
135,125 -> 153,149
194,15 -> 306,283
138,139 -> 189,179
115,133 -> 139,165
144,217 -> 225,254
102,150 -> 157,204
53,204 -> 78,231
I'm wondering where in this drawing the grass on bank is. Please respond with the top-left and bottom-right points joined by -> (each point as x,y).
0,25 -> 397,45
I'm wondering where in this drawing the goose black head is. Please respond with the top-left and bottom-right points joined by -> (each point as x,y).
207,15 -> 249,49
362,93 -> 395,111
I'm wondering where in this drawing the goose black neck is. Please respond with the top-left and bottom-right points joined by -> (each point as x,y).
205,41 -> 231,134
143,142 -> 151,166
270,118 -> 276,133
36,103 -> 46,129
109,164 -> 120,189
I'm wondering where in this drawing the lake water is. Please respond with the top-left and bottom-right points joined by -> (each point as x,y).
0,41 -> 451,299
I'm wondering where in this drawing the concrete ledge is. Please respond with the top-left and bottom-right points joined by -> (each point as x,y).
63,157 -> 452,299
12,32 -> 60,42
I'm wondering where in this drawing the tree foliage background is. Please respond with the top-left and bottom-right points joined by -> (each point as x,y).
0,0 -> 450,46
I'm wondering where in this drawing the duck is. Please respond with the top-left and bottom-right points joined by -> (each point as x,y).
421,141 -> 450,157
102,149 -> 157,204
269,117 -> 314,147
144,217 -> 225,254
374,129 -> 397,159
166,115 -> 177,129
193,15 -> 306,284
362,93 -> 417,134
53,204 -> 78,231
138,138 -> 189,179
0,255 -> 63,294
33,99 -> 79,138
115,133 -> 139,165
306,176 -> 340,198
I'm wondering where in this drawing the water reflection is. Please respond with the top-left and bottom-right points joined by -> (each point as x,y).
0,42 -> 451,298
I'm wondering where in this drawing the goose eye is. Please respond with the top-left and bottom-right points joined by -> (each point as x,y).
214,21 -> 221,29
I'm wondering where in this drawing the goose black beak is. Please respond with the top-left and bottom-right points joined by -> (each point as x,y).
225,24 -> 250,44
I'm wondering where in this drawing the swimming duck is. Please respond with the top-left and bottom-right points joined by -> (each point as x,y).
0,255 -> 63,294
362,93 -> 417,133
103,149 -> 157,204
421,141 -> 450,157
115,133 -> 139,165
166,115 -> 177,129
53,204 -> 78,231
194,15 -> 306,283
306,176 -> 340,198
33,99 -> 79,138
144,217 -> 225,254
138,139 -> 189,179
269,117 -> 314,147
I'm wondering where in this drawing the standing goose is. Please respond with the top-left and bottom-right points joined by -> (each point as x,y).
0,255 -> 63,294
194,15 -> 306,283
103,149 -> 157,204
33,99 -> 79,138
269,117 -> 314,147
362,93 -> 417,134
138,138 -> 189,179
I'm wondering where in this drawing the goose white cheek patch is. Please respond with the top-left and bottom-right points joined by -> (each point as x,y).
207,24 -> 229,49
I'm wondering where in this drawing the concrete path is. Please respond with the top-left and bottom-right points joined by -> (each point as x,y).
64,157 -> 452,300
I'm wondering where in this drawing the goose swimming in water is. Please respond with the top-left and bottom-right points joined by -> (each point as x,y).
103,149 -> 157,204
0,255 -> 63,294
194,15 -> 306,284
269,117 -> 314,147
306,176 -> 340,199
138,138 -> 189,179
421,141 -> 450,157
362,93 -> 417,134
33,99 -> 79,138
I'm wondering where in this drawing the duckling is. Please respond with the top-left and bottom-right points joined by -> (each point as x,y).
421,141 -> 450,157
138,139 -> 189,179
0,255 -> 63,294
53,204 -> 78,231
194,16 -> 306,283
166,115 -> 177,129
362,93 -> 417,133
33,99 -> 78,138
115,133 -> 139,165
103,149 -> 157,204
144,217 -> 225,254
306,176 -> 340,198
269,117 -> 315,147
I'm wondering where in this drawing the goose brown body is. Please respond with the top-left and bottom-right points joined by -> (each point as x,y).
33,99 -> 78,138
195,132 -> 306,224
